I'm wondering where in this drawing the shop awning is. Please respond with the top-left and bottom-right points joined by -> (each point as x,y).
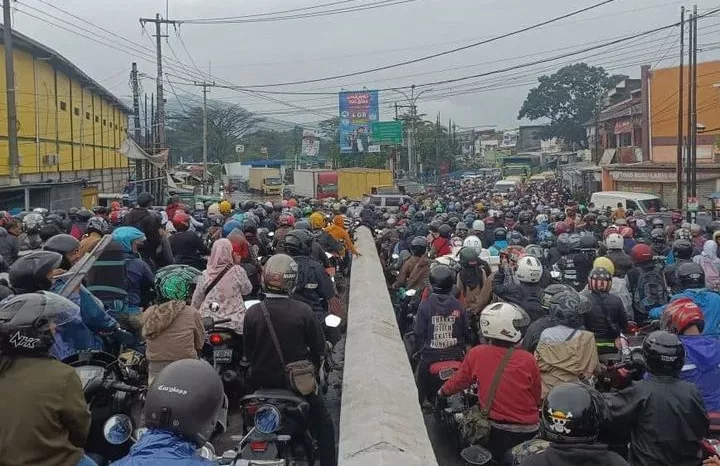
599,149 -> 616,166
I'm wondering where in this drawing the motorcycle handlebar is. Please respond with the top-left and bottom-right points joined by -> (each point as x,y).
212,318 -> 232,325
108,381 -> 143,393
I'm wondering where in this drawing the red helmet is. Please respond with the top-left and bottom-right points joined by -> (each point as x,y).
172,211 -> 190,229
672,211 -> 683,224
603,226 -> 619,239
619,226 -> 634,239
554,222 -> 570,235
588,267 -> 612,293
278,212 -> 295,227
630,243 -> 653,263
667,298 -> 705,334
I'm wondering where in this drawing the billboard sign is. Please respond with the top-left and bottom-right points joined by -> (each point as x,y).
339,90 -> 379,154
301,128 -> 320,158
370,121 -> 403,144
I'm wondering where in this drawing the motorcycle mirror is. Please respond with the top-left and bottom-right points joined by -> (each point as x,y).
461,445 -> 493,465
210,302 -> 220,313
550,270 -> 561,279
325,314 -> 342,328
197,443 -> 216,460
244,300 -> 261,308
103,414 -> 133,445
392,253 -> 399,260
268,231 -> 275,237
405,289 -> 417,297
325,251 -> 333,259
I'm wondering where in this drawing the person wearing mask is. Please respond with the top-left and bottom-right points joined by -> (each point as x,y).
415,264 -> 470,408
439,302 -> 539,461
143,266 -> 206,384
582,268 -> 628,342
392,236 -> 431,292
693,239 -> 720,291
603,331 -> 708,466
519,383 -> 629,466
77,217 -> 108,257
243,254 -> 336,466
273,212 -> 295,254
664,298 -> 720,412
112,227 -> 156,322
124,192 -> 164,267
535,290 -> 598,398
429,224 -> 453,258
494,256 -> 544,321
488,227 -> 508,256
168,212 -> 210,270
0,292 -> 95,466
191,238 -> 252,334
665,239 -> 695,294
523,284 -> 576,353
112,359 -> 223,466
0,219 -> 21,265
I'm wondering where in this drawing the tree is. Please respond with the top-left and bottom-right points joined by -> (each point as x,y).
166,102 -> 259,164
518,63 -> 627,146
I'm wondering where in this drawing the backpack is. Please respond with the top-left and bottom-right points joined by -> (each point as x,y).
86,239 -> 129,312
633,268 -> 669,317
697,257 -> 720,291
317,231 -> 342,254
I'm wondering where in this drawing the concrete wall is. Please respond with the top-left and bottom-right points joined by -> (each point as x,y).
339,226 -> 438,466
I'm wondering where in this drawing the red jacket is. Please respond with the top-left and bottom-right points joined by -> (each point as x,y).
441,344 -> 541,426
432,237 -> 452,257
166,203 -> 182,223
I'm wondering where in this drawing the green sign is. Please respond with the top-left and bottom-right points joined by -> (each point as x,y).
370,121 -> 403,144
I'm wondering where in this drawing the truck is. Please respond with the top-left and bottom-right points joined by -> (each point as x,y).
337,168 -> 393,200
293,169 -> 338,199
248,167 -> 283,196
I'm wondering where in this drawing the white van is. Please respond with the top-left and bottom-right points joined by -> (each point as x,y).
493,179 -> 520,194
590,191 -> 666,215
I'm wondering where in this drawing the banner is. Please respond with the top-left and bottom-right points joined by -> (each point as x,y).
339,90 -> 379,154
301,128 -> 320,158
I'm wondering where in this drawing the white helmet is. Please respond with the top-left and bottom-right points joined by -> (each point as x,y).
516,256 -> 543,283
535,214 -> 548,224
480,302 -> 531,343
207,203 -> 220,216
463,235 -> 482,254
471,219 -> 485,232
605,233 -> 624,250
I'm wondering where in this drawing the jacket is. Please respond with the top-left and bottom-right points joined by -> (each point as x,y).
415,293 -> 469,362
323,224 -> 358,256
169,231 -> 209,263
650,289 -> 720,336
243,296 -> 326,390
0,356 -> 90,466
142,301 -> 205,363
441,344 -> 541,426
603,376 -> 708,466
493,270 -> 544,321
78,231 -> 103,257
430,237 -> 452,258
191,265 -> 252,333
110,429 -> 215,466
680,335 -> 720,412
456,269 -> 493,315
393,254 -> 431,291
124,207 -> 162,251
521,316 -> 554,353
520,443 -> 629,466
290,255 -> 335,315
535,327 -> 599,398
581,291 -> 628,341
0,227 -> 19,265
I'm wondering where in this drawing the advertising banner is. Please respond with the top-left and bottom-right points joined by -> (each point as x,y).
339,90 -> 379,154
301,128 -> 320,158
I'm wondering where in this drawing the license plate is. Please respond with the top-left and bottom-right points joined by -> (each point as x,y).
213,349 -> 233,363
439,368 -> 457,380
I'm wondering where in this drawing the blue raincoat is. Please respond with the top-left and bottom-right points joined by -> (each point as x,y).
650,289 -> 720,336
488,239 -> 508,257
110,430 -> 216,466
680,335 -> 720,412
112,227 -> 154,313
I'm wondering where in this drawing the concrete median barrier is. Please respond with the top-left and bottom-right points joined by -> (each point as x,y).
338,226 -> 439,466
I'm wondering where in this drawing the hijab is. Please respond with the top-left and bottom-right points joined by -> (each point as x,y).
205,238 -> 235,284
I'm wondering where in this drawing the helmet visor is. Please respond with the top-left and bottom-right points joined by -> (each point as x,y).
37,292 -> 81,329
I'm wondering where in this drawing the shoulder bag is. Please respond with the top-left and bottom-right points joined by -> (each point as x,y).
203,265 -> 232,297
261,301 -> 317,395
459,347 -> 515,445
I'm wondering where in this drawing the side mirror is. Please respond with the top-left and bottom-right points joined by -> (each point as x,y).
268,231 -> 275,238
325,251 -> 333,259
392,253 -> 399,260
210,302 -> 220,313
550,271 -> 561,279
103,414 -> 133,445
325,314 -> 342,328
405,289 -> 417,297
244,300 -> 261,308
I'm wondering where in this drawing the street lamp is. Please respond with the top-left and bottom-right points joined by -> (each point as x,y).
391,85 -> 434,180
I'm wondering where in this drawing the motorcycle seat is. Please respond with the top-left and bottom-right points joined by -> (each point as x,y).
245,389 -> 305,406
429,360 -> 462,376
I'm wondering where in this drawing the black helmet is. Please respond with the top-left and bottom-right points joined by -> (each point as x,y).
556,233 -> 571,253
458,247 -> 480,268
43,234 -> 80,269
87,217 -> 109,235
643,330 -> 684,377
493,227 -> 508,241
672,239 -> 693,260
429,264 -> 454,294
542,284 -> 575,311
428,220 -> 441,233
77,209 -> 93,221
525,244 -> 544,259
541,383 -> 601,444
579,234 -> 596,249
410,236 -> 428,256
262,254 -> 298,294
438,224 -> 452,239
414,212 -> 424,222
242,218 -> 258,234
650,228 -> 666,243
548,290 -> 589,328
144,359 -> 224,447
676,261 -> 705,289
9,251 -> 62,293
556,212 -> 567,221
519,211 -> 532,223
295,220 -> 311,230
506,230 -> 525,246
285,230 -> 312,256
0,291 -> 80,355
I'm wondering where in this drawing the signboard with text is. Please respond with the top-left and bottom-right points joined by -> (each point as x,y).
370,121 -> 403,144
339,90 -> 379,154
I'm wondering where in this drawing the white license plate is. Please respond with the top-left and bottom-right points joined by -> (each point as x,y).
439,368 -> 457,380
214,349 -> 233,363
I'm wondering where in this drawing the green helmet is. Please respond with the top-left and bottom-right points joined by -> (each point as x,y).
458,247 -> 480,268
435,205 -> 444,213
302,206 -> 313,216
155,265 -> 202,303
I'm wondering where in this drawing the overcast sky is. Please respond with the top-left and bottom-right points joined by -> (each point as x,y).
11,0 -> 720,129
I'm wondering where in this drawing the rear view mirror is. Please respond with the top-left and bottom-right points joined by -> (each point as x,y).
268,232 -> 275,238
392,253 -> 399,260
550,271 -> 561,279
325,314 -> 342,328
405,289 -> 417,297
210,302 -> 220,313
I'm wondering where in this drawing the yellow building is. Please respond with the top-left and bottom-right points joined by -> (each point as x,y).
0,25 -> 131,210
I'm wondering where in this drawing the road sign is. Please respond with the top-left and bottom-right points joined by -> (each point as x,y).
368,145 -> 381,153
370,121 -> 403,144
235,144 -> 245,154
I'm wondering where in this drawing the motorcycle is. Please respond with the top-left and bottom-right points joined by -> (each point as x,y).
63,349 -> 146,465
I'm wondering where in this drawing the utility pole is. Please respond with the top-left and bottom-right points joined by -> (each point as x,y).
686,9 -> 694,223
676,6 -> 685,211
194,80 -> 215,193
435,113 -> 440,186
690,5 -> 698,223
4,0 -> 20,185
131,63 -> 142,195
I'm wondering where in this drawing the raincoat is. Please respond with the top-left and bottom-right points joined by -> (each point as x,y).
112,227 -> 155,313
488,239 -> 508,256
680,335 -> 720,412
109,429 -> 215,466
651,289 -> 720,336
693,240 -> 720,290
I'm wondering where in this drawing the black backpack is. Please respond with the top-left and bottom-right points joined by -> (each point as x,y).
632,267 -> 669,317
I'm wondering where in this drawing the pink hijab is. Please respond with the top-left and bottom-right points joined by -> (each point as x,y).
205,238 -> 235,284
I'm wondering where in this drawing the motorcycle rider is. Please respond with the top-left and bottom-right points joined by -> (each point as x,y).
415,264 -> 469,408
494,256 -> 544,321
77,217 -> 108,257
143,265 -> 206,384
603,331 -> 708,466
124,192 -> 165,268
273,212 -> 295,254
168,212 -> 210,270
295,220 -> 331,269
0,219 -> 21,265
519,382 -> 629,466
111,227 -> 155,323
0,292 -> 95,466
627,243 -> 669,322
522,284 -> 576,353
456,247 -> 493,316
440,302 -> 539,461
18,212 -> 44,251
535,290 -> 598,398
243,254 -> 336,466
664,239 -> 695,294
112,359 -> 223,466
602,233 -> 634,279
582,267 -> 628,342
429,224 -> 453,258
392,236 -> 431,292
488,227 -> 509,256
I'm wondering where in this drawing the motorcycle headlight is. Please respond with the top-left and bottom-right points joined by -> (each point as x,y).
254,404 -> 282,434
74,365 -> 104,390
